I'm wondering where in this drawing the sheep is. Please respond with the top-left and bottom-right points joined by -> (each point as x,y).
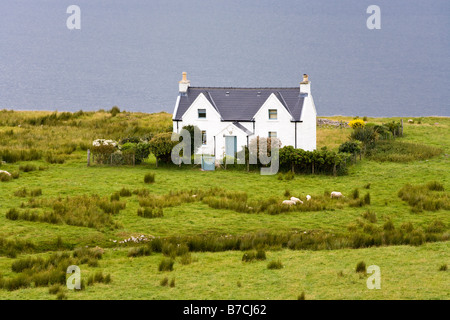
330,191 -> 343,199
408,119 -> 414,123
290,197 -> 303,204
282,200 -> 296,206
0,170 -> 11,177
306,195 -> 311,201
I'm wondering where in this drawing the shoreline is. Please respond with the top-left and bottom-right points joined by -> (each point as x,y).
1,108 -> 449,119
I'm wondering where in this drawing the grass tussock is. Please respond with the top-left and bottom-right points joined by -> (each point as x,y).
127,245 -> 152,257
87,271 -> 111,285
361,210 -> 377,223
137,207 -> 164,218
398,182 -> 449,212
19,164 -> 37,172
356,261 -> 366,273
0,248 -> 105,291
126,216 -> 449,255
158,258 -> 175,272
0,237 -> 35,258
368,140 -> 442,162
242,249 -> 266,262
267,260 -> 283,270
6,195 -> 124,229
144,173 -> 155,184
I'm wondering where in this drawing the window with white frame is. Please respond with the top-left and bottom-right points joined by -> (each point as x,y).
198,109 -> 206,119
268,109 -> 277,119
268,131 -> 277,138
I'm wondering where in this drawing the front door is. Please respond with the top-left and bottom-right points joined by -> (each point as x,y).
225,136 -> 237,157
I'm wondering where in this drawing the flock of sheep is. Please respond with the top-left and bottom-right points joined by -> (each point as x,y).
281,191 -> 343,206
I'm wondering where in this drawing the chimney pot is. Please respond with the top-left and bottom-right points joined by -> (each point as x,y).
300,73 -> 311,95
179,71 -> 190,93
302,74 -> 309,83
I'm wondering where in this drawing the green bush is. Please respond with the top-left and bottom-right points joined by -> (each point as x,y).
350,126 -> 378,148
110,106 -> 120,117
182,125 -> 203,155
149,132 -> 178,165
278,146 -> 351,175
339,141 -> 361,154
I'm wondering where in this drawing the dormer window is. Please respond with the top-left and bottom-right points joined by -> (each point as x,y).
198,109 -> 206,119
268,109 -> 277,120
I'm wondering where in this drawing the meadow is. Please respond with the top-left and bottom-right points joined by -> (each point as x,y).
0,110 -> 448,300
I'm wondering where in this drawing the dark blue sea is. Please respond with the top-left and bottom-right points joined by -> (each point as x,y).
0,0 -> 449,116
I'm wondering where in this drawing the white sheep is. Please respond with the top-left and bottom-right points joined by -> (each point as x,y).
282,200 -> 296,206
0,170 -> 11,176
306,195 -> 311,201
290,197 -> 303,204
330,191 -> 343,199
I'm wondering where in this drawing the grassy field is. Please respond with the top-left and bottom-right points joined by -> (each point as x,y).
0,111 -> 448,299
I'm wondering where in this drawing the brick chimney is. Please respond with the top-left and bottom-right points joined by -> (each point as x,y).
179,72 -> 190,94
300,74 -> 310,96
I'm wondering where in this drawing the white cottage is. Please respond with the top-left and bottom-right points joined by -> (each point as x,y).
172,72 -> 317,158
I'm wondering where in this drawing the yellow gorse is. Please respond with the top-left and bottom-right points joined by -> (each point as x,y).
348,119 -> 366,129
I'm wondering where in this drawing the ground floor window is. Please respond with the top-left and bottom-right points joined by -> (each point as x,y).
268,131 -> 277,138
202,130 -> 207,145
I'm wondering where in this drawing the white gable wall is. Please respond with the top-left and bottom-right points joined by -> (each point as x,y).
174,93 -> 243,156
296,94 -> 317,151
253,93 -> 295,147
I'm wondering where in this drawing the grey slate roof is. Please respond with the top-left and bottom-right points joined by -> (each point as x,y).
232,121 -> 253,136
174,87 -> 305,121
